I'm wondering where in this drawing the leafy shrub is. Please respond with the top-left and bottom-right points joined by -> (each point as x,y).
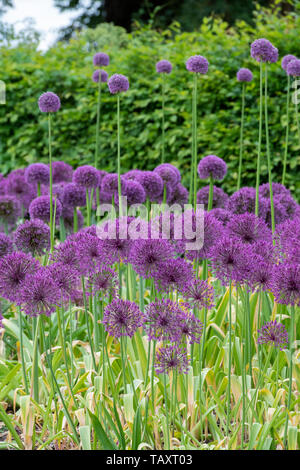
0,7 -> 300,198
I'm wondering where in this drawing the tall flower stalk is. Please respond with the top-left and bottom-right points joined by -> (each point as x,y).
92,69 -> 108,169
264,64 -> 275,233
156,60 -> 172,164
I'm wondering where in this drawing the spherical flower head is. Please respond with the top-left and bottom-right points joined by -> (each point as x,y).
226,212 -> 272,245
248,254 -> 273,292
210,208 -> 231,225
155,345 -> 189,375
237,68 -> 253,82
0,195 -> 21,224
51,238 -> 81,272
181,278 -> 214,310
129,238 -> 174,278
145,298 -> 183,342
186,55 -> 209,73
156,59 -> 172,74
250,39 -> 278,63
197,155 -> 227,181
63,183 -> 86,208
101,173 -> 127,196
124,180 -> 146,205
271,262 -> 300,306
281,54 -> 297,72
25,163 -> 50,185
29,196 -> 62,223
38,92 -> 61,112
98,217 -> 134,263
52,161 -> 73,184
197,185 -> 228,210
5,173 -> 36,210
93,52 -> 109,67
0,174 -> 6,195
20,267 -> 59,317
168,183 -> 189,208
0,232 -> 14,258
47,262 -> 79,301
103,299 -> 143,338
87,266 -> 119,299
227,187 -> 268,219
177,309 -> 203,345
139,171 -> 164,200
186,211 -> 224,261
123,169 -> 143,182
287,58 -> 300,77
108,74 -> 129,94
14,219 -> 50,255
92,69 -> 108,83
153,258 -> 194,292
258,321 -> 288,350
259,182 -> 291,199
73,165 -> 100,189
0,251 -> 40,302
154,163 -> 180,188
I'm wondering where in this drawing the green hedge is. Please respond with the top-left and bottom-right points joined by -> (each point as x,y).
0,7 -> 300,198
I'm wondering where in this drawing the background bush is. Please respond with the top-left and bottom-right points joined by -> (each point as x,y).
0,6 -> 300,198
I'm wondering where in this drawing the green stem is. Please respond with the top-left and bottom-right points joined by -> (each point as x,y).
48,113 -> 54,252
117,94 -> 122,216
94,78 -> 101,169
193,73 -> 198,209
282,74 -> 290,185
284,304 -> 295,448
207,174 -> 214,211
237,83 -> 245,191
264,63 -> 275,234
226,280 -> 232,437
18,307 -> 29,394
73,207 -> 78,233
255,62 -> 263,217
161,74 -> 165,164
30,315 -> 40,401
81,277 -> 97,371
163,372 -> 170,450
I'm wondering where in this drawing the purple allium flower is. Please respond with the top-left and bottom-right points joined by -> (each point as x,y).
0,174 -> 6,195
186,55 -> 209,74
93,52 -> 109,67
274,193 -> 298,219
73,165 -> 100,189
87,266 -> 118,299
51,238 -> 81,272
101,173 -> 127,197
281,54 -> 298,72
108,74 -> 129,94
287,58 -> 300,77
227,187 -> 268,219
0,252 -> 40,302
197,155 -> 227,181
263,197 -> 288,228
138,171 -> 164,200
98,217 -> 133,263
237,68 -> 253,82
62,206 -> 84,233
123,169 -> 143,182
258,321 -> 288,350
271,262 -> 300,306
185,211 -> 224,261
210,236 -> 250,285
153,258 -> 194,292
124,180 -> 146,205
50,182 -> 67,203
177,309 -> 203,345
145,299 -> 183,342
248,255 -> 274,292
92,69 -> 108,83
168,183 -> 189,208
0,233 -> 14,258
197,185 -> 228,210
250,38 -> 278,63
226,213 -> 272,245
25,163 -> 50,186
75,233 -> 109,275
0,195 -> 21,224
29,196 -> 62,223
129,238 -> 174,277
156,60 -> 172,74
154,163 -> 180,188
155,345 -> 189,375
47,262 -> 79,301
251,239 -> 275,263
20,267 -> 59,317
14,219 -> 50,255
103,299 -> 143,338
63,183 -> 86,207
275,217 -> 300,263
5,173 -> 36,210
181,278 -> 214,310
210,208 -> 232,225
38,92 -> 61,113
259,182 -> 291,199
52,161 -> 73,184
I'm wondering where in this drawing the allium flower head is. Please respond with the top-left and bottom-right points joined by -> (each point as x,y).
38,92 -> 61,112
63,183 -> 86,207
181,278 -> 214,310
5,173 -> 35,209
154,163 -> 180,188
29,196 -> 62,223
210,208 -> 232,225
168,183 -> 189,208
73,165 -> 100,189
156,59 -> 172,73
227,212 -> 272,245
177,309 -> 203,345
25,163 -> 50,185
186,55 -> 209,74
123,169 -> 143,182
228,187 -> 268,219
138,171 -> 164,200
197,185 -> 228,210
237,68 -> 253,82
14,219 -> 50,255
87,266 -> 118,299
271,262 -> 300,306
0,174 -> 6,195
103,299 -> 143,338
250,38 -> 278,63
210,236 -> 251,285
258,321 -> 288,350
248,255 -> 273,292
145,299 -> 183,342
93,52 -> 109,67
124,180 -> 146,205
281,54 -> 298,72
51,238 -> 81,272
99,217 -> 133,263
155,345 -> 189,375
0,233 -> 14,258
154,258 -> 194,292
92,69 -> 108,83
0,195 -> 21,224
47,262 -> 79,301
0,251 -> 40,302
259,182 -> 291,199
101,173 -> 127,197
186,211 -> 224,261
52,161 -> 73,183
108,74 -> 129,94
129,238 -> 174,277
287,58 -> 300,77
20,267 -> 59,317
197,155 -> 227,181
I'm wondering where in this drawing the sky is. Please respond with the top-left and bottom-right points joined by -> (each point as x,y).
3,0 -> 77,50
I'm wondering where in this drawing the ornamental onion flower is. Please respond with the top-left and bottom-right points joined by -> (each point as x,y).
103,299 -> 143,338
258,321 -> 288,350
14,219 -> 50,255
155,345 -> 189,375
